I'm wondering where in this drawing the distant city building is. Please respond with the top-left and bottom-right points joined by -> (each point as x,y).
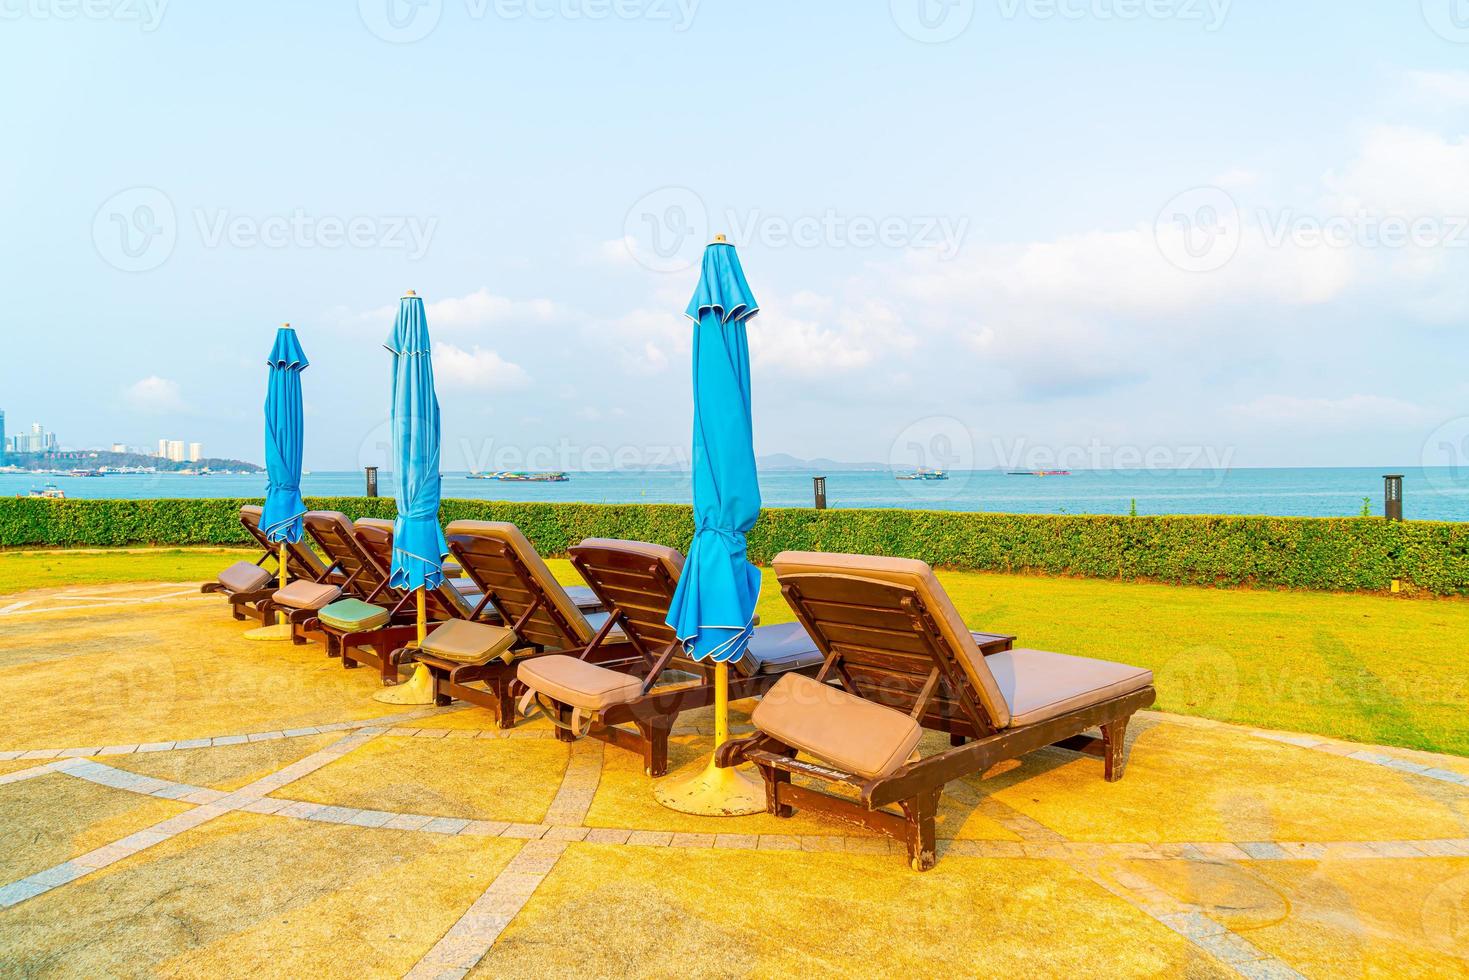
166,440 -> 186,462
111,443 -> 127,453
157,438 -> 169,458
29,423 -> 44,453
0,409 -> 6,463
188,442 -> 202,463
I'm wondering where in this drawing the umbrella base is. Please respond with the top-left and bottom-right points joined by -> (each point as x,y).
373,663 -> 437,705
654,756 -> 764,816
242,622 -> 295,642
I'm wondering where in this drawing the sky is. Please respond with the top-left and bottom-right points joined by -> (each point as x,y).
1,0 -> 1466,474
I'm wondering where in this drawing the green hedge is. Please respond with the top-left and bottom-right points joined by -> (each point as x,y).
2,497 -> 1465,595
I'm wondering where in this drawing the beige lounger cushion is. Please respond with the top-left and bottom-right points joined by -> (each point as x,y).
420,620 -> 517,665
771,552 -> 1012,729
987,649 -> 1154,727
576,537 -> 685,580
218,561 -> 273,594
353,517 -> 394,533
753,674 -> 922,780
517,655 -> 644,712
447,521 -> 600,644
272,580 -> 342,610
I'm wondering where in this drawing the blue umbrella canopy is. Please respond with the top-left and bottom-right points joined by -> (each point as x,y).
665,241 -> 762,663
385,293 -> 448,592
261,326 -> 309,544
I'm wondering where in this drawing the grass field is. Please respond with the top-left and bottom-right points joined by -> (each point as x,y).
4,547 -> 1465,757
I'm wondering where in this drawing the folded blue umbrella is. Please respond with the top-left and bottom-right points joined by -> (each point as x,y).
261,326 -> 309,545
385,293 -> 448,591
665,241 -> 763,663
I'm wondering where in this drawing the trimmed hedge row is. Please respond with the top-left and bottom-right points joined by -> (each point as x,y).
2,496 -> 1466,596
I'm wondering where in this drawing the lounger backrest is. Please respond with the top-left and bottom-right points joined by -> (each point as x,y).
242,504 -> 332,582
445,521 -> 594,649
771,552 -> 1012,732
304,511 -> 394,602
569,539 -> 685,659
356,518 -> 477,621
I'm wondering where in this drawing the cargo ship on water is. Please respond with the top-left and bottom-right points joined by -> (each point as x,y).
1008,470 -> 1072,477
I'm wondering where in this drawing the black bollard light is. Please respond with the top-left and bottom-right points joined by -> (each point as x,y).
1383,474 -> 1403,521
813,475 -> 827,510
365,466 -> 379,498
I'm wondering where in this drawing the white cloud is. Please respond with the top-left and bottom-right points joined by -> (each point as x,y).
124,376 -> 187,414
434,343 -> 530,391
1230,394 -> 1431,431
1322,125 -> 1469,216
1406,69 -> 1469,106
427,288 -> 561,330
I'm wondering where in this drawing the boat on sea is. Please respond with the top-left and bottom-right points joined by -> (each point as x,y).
895,468 -> 949,481
467,471 -> 570,483
68,469 -> 104,478
21,485 -> 66,499
1008,470 -> 1072,477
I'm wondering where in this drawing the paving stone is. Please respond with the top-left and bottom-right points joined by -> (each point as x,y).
275,801 -> 326,820
99,745 -> 139,755
211,735 -> 248,746
1238,842 -> 1288,860
383,813 -> 437,831
756,835 -> 800,851
1157,911 -> 1226,940
542,826 -> 591,842
583,828 -> 632,845
149,784 -> 199,800
173,738 -> 212,750
500,823 -> 549,840
388,728 -> 421,737
0,879 -> 50,908
308,806 -> 363,824
135,741 -> 176,753
1234,958 -> 1308,980
627,830 -> 674,847
422,817 -> 472,835
714,833 -> 758,850
19,749 -> 60,760
247,731 -> 286,743
348,810 -> 395,828
798,836 -> 843,852
1193,930 -> 1267,963
58,747 -> 102,758
671,833 -> 717,849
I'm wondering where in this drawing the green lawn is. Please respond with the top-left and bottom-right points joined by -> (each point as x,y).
4,547 -> 1464,757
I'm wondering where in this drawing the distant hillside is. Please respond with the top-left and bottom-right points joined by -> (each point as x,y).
756,453 -> 888,471
0,451 -> 262,473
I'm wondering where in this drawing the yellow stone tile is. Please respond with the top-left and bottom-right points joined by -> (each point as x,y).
1240,858 -> 1469,977
0,603 -> 411,750
0,773 -> 188,883
470,844 -> 1232,977
0,812 -> 520,979
278,734 -> 571,823
982,720 -> 1468,843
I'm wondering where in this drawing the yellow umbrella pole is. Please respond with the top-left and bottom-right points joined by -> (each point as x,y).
244,542 -> 295,641
374,586 -> 437,704
654,660 -> 764,815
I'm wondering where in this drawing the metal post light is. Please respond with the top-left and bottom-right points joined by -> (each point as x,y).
1383,474 -> 1403,521
365,466 -> 378,498
813,475 -> 827,510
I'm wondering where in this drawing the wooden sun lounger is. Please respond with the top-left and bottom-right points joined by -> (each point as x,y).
201,505 -> 338,623
515,539 -> 832,777
398,521 -> 622,724
278,513 -> 481,680
717,551 -> 1156,871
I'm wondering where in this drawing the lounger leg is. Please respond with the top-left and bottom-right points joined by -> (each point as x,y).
554,704 -> 578,744
642,719 -> 672,778
1102,715 -> 1131,782
900,789 -> 940,872
342,646 -> 360,669
949,733 -> 966,747
494,682 -> 517,729
763,764 -> 794,818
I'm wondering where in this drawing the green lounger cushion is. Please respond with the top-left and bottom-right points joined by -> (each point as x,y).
318,598 -> 392,633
